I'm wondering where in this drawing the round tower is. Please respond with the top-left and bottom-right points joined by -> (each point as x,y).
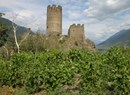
46,5 -> 62,35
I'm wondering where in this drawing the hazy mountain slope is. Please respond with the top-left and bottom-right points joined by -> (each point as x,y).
97,29 -> 130,50
0,17 -> 30,36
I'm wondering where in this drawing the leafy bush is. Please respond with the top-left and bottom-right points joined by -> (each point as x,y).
0,47 -> 130,94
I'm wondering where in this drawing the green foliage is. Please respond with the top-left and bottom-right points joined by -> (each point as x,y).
20,34 -> 45,52
0,47 -> 130,94
0,23 -> 8,47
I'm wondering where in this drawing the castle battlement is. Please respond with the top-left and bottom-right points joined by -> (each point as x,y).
70,24 -> 84,28
47,5 -> 62,11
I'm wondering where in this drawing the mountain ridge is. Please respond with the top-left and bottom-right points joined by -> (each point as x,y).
0,17 -> 30,36
97,29 -> 130,50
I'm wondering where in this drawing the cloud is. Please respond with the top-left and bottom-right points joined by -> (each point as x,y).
85,0 -> 130,19
67,10 -> 82,20
81,0 -> 130,43
0,0 -> 17,7
1,0 -> 46,31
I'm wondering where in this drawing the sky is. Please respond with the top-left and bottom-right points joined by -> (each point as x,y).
0,0 -> 130,44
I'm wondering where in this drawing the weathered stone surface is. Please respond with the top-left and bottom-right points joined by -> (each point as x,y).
68,24 -> 84,41
47,5 -> 62,35
43,35 -> 96,51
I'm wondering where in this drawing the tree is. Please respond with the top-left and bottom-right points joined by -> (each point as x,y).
0,16 -> 31,57
12,22 -> 20,53
11,14 -> 32,53
0,23 -> 8,47
20,33 -> 45,52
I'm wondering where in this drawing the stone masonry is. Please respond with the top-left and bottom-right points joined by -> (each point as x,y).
68,24 -> 84,41
46,5 -> 62,35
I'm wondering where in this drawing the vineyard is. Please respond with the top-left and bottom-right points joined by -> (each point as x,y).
0,47 -> 130,95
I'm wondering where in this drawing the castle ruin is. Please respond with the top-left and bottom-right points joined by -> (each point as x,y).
68,24 -> 85,41
45,5 -> 96,51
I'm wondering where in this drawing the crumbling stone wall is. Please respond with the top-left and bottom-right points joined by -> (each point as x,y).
68,24 -> 84,41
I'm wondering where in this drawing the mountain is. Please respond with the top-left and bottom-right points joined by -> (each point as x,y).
0,17 -> 31,36
97,29 -> 130,50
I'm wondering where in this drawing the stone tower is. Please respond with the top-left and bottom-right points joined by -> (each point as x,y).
68,24 -> 85,41
46,5 -> 62,35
